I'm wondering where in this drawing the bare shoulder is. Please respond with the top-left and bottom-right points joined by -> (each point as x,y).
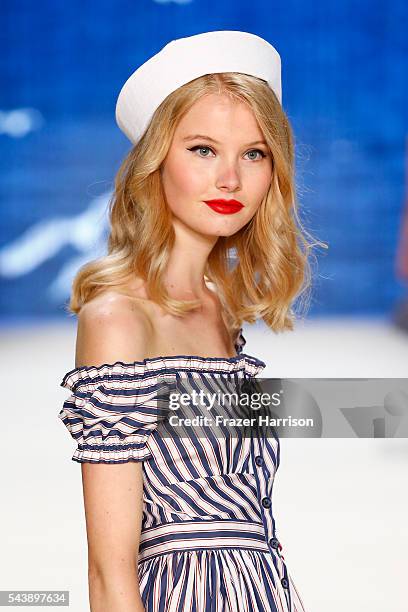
75,289 -> 153,368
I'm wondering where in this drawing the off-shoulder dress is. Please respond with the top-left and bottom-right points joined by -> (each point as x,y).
58,327 -> 306,612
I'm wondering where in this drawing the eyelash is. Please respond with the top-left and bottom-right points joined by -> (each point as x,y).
187,144 -> 267,161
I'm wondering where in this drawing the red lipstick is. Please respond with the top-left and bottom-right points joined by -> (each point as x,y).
203,199 -> 244,215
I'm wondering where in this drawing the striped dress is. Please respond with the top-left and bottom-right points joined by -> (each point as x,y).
58,328 -> 307,612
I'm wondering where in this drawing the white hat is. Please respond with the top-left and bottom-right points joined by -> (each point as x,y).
115,30 -> 282,145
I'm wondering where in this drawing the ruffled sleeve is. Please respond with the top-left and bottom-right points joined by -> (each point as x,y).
58,363 -> 169,464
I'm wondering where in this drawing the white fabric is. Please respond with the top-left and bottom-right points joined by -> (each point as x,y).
115,30 -> 282,145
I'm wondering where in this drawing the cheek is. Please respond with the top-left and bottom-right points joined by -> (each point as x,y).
165,155 -> 205,198
255,169 -> 273,201
164,171 -> 207,220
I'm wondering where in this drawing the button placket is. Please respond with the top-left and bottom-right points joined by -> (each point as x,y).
252,427 -> 291,609
251,430 -> 278,557
250,417 -> 294,612
280,567 -> 292,612
277,548 -> 292,611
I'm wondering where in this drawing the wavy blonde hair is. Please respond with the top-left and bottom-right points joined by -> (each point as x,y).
67,72 -> 325,333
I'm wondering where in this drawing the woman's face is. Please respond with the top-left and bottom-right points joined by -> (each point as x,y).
160,93 -> 273,238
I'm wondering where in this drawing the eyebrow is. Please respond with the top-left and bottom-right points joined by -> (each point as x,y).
182,134 -> 267,147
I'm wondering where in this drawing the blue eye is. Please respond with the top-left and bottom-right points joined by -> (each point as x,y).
245,149 -> 266,160
187,145 -> 267,160
189,145 -> 214,157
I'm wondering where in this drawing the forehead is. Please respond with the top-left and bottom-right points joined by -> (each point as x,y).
175,93 -> 263,138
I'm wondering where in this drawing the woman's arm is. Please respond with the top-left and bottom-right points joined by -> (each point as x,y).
83,462 -> 145,611
75,295 -> 151,611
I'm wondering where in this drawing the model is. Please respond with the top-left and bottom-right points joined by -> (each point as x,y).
58,30 -> 313,612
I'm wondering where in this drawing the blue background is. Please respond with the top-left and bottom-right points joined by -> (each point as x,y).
1,0 -> 407,320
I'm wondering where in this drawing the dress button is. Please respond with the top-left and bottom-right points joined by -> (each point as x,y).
269,537 -> 279,549
261,496 -> 271,508
281,578 -> 289,589
255,455 -> 264,466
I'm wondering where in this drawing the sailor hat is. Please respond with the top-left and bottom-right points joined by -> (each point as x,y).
115,30 -> 282,145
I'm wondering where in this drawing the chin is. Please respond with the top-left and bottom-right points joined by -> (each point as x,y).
199,224 -> 243,238
174,214 -> 245,238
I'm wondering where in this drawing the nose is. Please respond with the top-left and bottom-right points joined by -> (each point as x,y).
215,159 -> 241,192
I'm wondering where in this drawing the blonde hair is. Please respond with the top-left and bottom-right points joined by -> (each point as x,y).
66,72 -> 326,333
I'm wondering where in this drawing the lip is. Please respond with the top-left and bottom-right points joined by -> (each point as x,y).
203,199 -> 244,215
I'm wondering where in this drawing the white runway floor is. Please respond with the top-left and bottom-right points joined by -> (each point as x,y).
1,316 -> 407,611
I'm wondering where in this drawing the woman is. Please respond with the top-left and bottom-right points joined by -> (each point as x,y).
59,31 -> 315,612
